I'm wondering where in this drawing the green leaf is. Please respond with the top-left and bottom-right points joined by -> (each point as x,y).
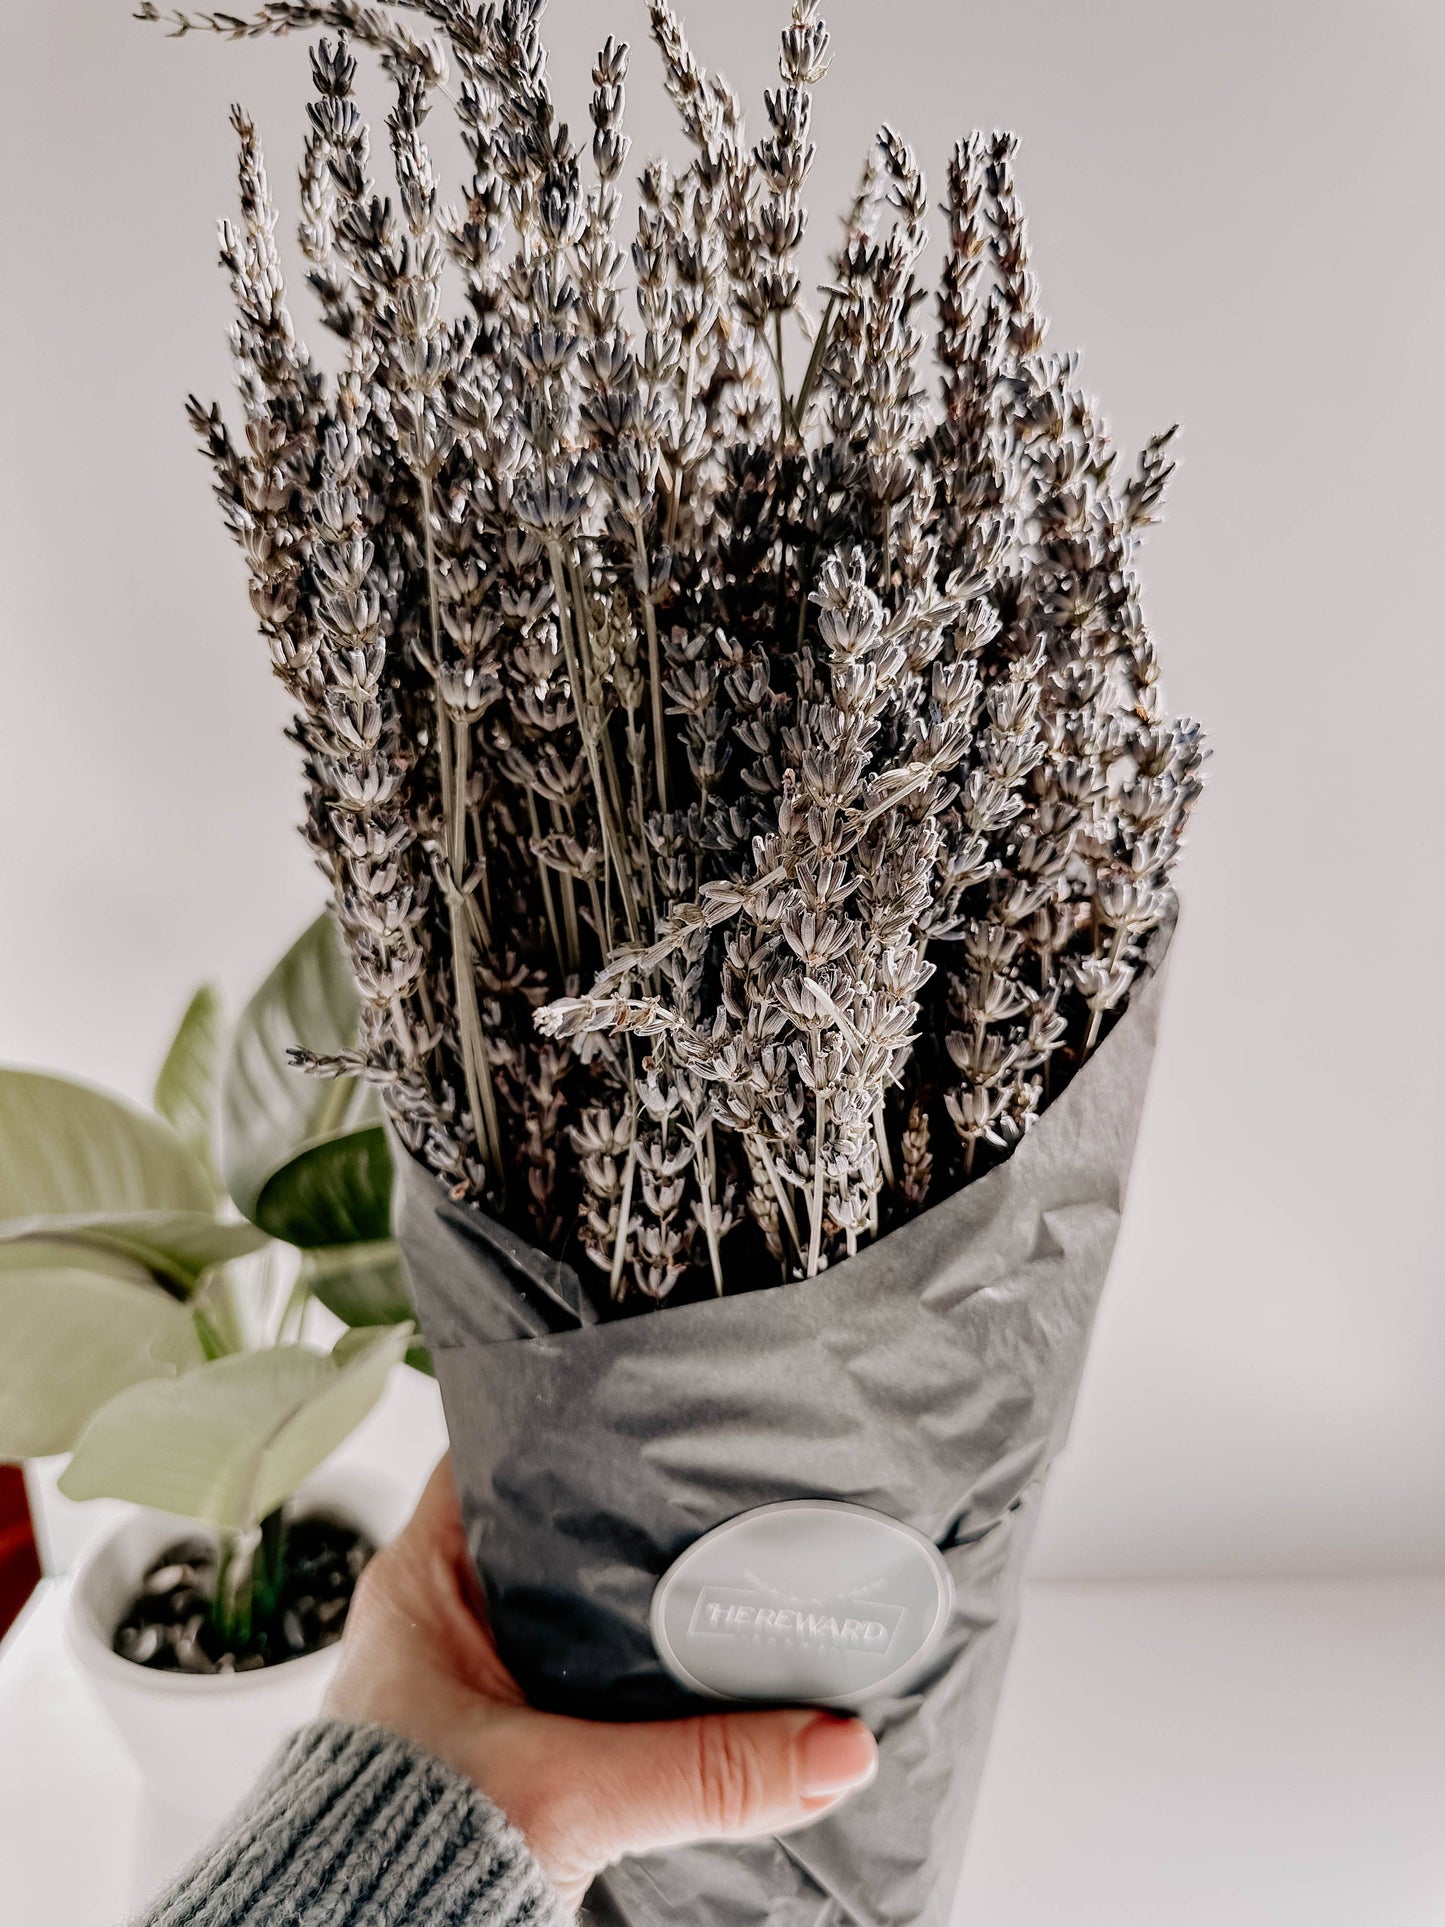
0,1069 -> 213,1223
0,1068 -> 258,1305
0,1214 -> 268,1296
154,985 -> 226,1188
0,1261 -> 204,1460
300,1240 -> 431,1374
58,1324 -> 412,1530
255,1127 -> 392,1248
221,915 -> 379,1226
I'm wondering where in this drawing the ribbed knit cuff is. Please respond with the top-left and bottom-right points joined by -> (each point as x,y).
132,1720 -> 571,1927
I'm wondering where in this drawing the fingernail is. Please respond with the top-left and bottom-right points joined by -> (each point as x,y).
797,1715 -> 878,1799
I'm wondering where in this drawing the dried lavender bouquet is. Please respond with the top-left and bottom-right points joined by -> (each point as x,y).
150,4 -> 1204,1914
151,0 -> 1202,1316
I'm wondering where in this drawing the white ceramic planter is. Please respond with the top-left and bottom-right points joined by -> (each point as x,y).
64,1465 -> 412,1822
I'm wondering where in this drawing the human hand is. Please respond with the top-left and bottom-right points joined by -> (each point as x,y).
324,1459 -> 879,1911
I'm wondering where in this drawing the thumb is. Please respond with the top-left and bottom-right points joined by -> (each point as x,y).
564,1707 -> 878,1862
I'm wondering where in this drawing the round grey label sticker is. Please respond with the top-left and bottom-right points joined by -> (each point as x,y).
650,1500 -> 954,1708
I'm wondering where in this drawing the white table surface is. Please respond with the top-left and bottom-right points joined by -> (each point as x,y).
3,1565 -> 1441,1927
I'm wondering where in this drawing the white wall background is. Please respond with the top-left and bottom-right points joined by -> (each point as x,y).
2,0 -> 1441,1581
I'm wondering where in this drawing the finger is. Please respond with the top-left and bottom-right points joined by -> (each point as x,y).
344,1458 -> 523,1711
392,1458 -> 485,1613
555,1707 -> 878,1863
356,1458 -> 469,1635
402,1456 -> 464,1552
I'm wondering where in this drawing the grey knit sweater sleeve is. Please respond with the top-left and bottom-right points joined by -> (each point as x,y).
129,1721 -> 571,1927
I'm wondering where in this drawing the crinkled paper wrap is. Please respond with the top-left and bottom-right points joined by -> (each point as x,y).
394,928 -> 1170,1926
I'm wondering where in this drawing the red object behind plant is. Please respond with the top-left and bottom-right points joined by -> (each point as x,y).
0,1465 -> 41,1640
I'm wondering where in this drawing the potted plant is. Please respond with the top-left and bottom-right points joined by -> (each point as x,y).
0,914 -> 416,1818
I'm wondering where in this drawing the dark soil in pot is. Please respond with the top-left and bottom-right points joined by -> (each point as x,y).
112,1514 -> 374,1675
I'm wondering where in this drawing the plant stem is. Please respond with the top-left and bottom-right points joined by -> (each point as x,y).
525,788 -> 566,977
627,712 -> 659,931
549,796 -> 583,976
1085,924 -> 1129,1054
191,1302 -> 232,1361
807,1084 -> 827,1279
468,804 -> 494,926
609,1129 -> 637,1301
449,897 -> 506,1201
664,341 -> 695,550
753,1134 -> 803,1267
415,465 -> 507,1198
255,1507 -> 287,1626
872,1098 -> 896,1190
212,1523 -> 258,1649
630,519 -> 670,814
771,309 -> 801,443
442,701 -> 507,1202
795,538 -> 813,655
559,871 -> 582,974
792,294 -> 836,430
569,552 -> 633,864
690,1117 -> 724,1294
548,543 -> 641,946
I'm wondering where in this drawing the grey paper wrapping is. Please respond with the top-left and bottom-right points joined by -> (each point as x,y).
393,929 -> 1170,1926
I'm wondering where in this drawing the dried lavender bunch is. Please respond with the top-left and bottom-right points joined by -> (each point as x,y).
157,0 -> 1203,1307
